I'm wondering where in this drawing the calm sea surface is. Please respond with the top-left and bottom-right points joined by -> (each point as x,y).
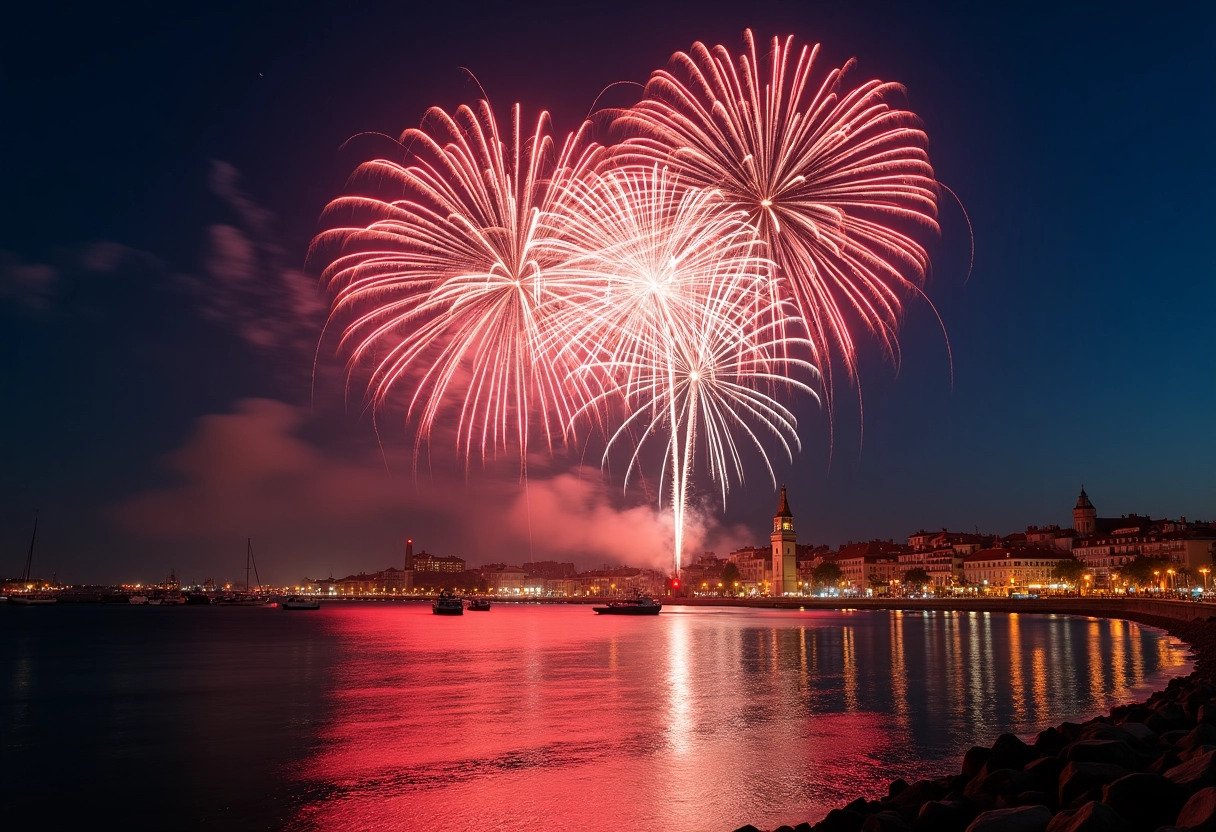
1,603 -> 1191,831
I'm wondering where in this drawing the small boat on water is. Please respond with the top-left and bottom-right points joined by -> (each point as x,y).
129,594 -> 149,605
9,592 -> 58,606
593,596 -> 662,615
10,515 -> 56,605
282,596 -> 320,610
467,598 -> 491,611
432,590 -> 464,615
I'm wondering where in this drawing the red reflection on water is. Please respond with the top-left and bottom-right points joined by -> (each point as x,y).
286,605 -> 1188,832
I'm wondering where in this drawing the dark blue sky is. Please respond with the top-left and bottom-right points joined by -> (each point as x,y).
2,0 -> 1213,585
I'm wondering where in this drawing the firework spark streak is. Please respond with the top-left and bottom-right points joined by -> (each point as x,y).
310,101 -> 602,467
614,29 -> 940,396
547,165 -> 818,571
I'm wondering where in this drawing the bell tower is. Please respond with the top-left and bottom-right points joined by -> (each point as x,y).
1073,488 -> 1097,537
771,485 -> 798,596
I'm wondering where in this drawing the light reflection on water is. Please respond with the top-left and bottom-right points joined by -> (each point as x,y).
286,605 -> 1189,832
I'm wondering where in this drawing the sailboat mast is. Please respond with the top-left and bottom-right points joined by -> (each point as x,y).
246,538 -> 252,591
22,512 -> 38,583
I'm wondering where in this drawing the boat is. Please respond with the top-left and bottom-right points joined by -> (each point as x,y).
9,592 -> 58,605
9,513 -> 57,605
282,596 -> 320,610
593,596 -> 662,615
467,598 -> 491,611
216,538 -> 271,605
432,590 -> 464,615
129,594 -> 149,605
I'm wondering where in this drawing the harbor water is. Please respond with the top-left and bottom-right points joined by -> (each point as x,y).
1,602 -> 1191,831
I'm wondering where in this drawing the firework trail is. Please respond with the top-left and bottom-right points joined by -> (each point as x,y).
310,101 -> 602,468
547,165 -> 818,571
615,29 -> 940,401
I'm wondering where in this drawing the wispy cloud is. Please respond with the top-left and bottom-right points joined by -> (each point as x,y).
174,161 -> 326,369
0,250 -> 57,310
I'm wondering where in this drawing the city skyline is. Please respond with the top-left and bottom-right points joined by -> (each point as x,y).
3,0 -> 1213,585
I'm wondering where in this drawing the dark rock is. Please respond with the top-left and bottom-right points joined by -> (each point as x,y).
1149,751 -> 1184,774
964,747 -> 994,779
886,779 -> 946,815
812,808 -> 865,832
844,798 -> 871,815
1063,787 -> 1104,812
965,768 -> 1033,801
774,827 -> 796,832
1063,740 -> 1141,771
1117,707 -> 1154,725
1116,721 -> 1157,745
1012,791 -> 1053,810
888,779 -> 909,798
733,825 -> 763,832
860,811 -> 912,832
1148,702 -> 1194,734
914,800 -> 974,832
1059,723 -> 1084,742
1198,703 -> 1216,725
1178,724 -> 1216,753
1077,723 -> 1138,745
990,734 -> 1037,771
793,825 -> 814,832
1035,728 -> 1069,756
1058,762 -> 1130,808
1176,785 -> 1216,829
963,805 -> 1052,832
1100,772 -> 1186,829
1184,686 -> 1215,719
1025,757 -> 1063,791
1043,801 -> 1129,832
1163,728 -> 1193,747
1165,749 -> 1216,790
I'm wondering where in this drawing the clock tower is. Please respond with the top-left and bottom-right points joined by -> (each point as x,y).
771,485 -> 798,596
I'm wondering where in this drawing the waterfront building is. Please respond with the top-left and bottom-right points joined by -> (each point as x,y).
521,561 -> 577,579
771,485 -> 798,596
481,563 -> 526,594
1025,525 -> 1074,552
961,547 -> 1072,594
830,542 -> 903,592
680,553 -> 726,595
727,547 -> 772,594
1066,488 -> 1216,589
897,548 -> 963,590
412,551 -> 466,572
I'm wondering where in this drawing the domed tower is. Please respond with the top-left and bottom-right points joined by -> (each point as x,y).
1073,488 -> 1097,537
771,485 -> 798,596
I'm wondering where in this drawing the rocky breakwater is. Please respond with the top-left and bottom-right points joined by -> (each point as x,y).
734,613 -> 1216,832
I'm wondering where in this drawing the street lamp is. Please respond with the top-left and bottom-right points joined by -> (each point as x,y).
1168,569 -> 1176,593
1201,568 -> 1210,592
1083,574 -> 1091,596
1154,570 -> 1161,592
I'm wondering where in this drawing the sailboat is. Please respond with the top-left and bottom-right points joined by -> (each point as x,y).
215,538 -> 271,606
9,513 -> 57,605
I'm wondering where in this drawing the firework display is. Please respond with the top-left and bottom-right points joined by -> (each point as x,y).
616,29 -> 939,393
311,102 -> 602,467
548,165 -> 817,568
313,31 -> 939,575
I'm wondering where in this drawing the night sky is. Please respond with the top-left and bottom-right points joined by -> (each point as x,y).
2,0 -> 1213,586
